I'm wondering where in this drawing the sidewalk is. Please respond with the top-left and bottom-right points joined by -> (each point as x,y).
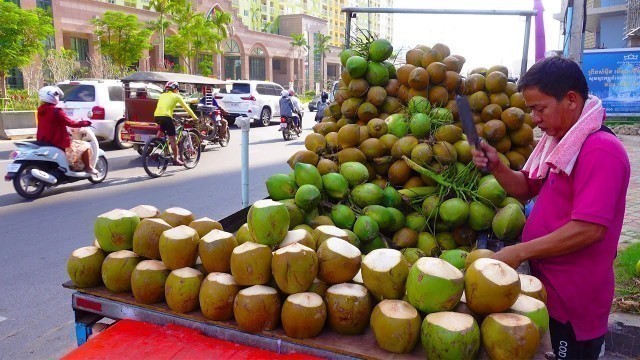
619,135 -> 640,248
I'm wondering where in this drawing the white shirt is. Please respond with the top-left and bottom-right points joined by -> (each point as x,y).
290,96 -> 303,112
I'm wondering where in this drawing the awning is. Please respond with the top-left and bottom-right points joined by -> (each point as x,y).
121,72 -> 230,86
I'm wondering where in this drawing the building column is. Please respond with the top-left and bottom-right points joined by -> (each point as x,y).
265,55 -> 273,82
300,58 -> 306,92
242,54 -> 250,80
288,57 -> 295,88
139,49 -> 150,71
214,53 -> 222,79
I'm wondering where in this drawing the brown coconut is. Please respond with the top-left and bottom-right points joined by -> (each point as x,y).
199,272 -> 240,321
277,228 -> 316,250
465,258 -> 521,315
312,225 -> 350,248
481,313 -> 540,360
130,260 -> 170,304
67,246 -> 107,288
325,283 -> 372,335
129,205 -> 160,219
519,274 -> 548,303
101,250 -> 141,293
159,225 -> 200,270
188,217 -> 223,238
281,292 -> 327,339
233,285 -> 281,332
307,277 -> 329,297
159,207 -> 195,227
316,237 -> 362,285
362,249 -> 409,301
235,223 -> 254,244
198,229 -> 238,274
370,300 -> 421,353
230,242 -> 272,285
132,218 -> 172,260
271,243 -> 318,294
165,267 -> 204,313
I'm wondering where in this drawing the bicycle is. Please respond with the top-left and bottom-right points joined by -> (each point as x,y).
142,118 -> 202,178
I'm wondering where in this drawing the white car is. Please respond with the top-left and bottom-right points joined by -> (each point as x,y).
57,79 -> 161,148
215,80 -> 286,126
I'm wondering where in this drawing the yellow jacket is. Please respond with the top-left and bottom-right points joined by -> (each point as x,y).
154,91 -> 198,120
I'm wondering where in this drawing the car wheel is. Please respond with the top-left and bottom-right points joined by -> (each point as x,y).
113,120 -> 133,149
260,108 -> 271,127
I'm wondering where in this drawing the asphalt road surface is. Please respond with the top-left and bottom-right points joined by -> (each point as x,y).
0,114 -> 314,359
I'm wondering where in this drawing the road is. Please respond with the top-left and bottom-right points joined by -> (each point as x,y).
0,114 -> 314,359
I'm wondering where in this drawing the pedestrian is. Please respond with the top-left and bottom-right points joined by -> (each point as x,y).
471,56 -> 630,360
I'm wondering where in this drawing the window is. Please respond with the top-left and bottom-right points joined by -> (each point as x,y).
256,84 -> 269,95
108,86 -> 124,101
249,57 -> 265,80
70,38 -> 90,62
7,68 -> 24,89
8,0 -> 20,6
230,83 -> 251,94
36,0 -> 51,10
223,39 -> 241,54
269,84 -> 283,96
273,59 -> 281,71
58,84 -> 96,102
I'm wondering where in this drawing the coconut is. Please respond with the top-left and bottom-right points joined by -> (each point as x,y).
392,227 -> 419,248
509,294 -> 549,336
294,184 -> 321,211
235,223 -> 254,244
132,218 -> 172,260
159,225 -> 200,270
317,238 -> 362,285
247,199 -> 290,247
101,250 -> 141,293
199,272 -> 239,321
370,300 -> 421,353
271,243 -> 318,294
281,292 -> 327,339
159,207 -> 195,227
417,232 -> 440,257
436,232 -> 457,251
230,242 -> 272,285
465,258 -> 520,315
325,283 -> 372,335
188,217 -> 223,238
468,201 -> 496,232
519,274 -> 548,303
287,150 -> 320,168
351,183 -> 384,208
130,260 -> 170,304
339,161 -> 369,187
67,246 -> 107,288
361,249 -> 409,300
265,174 -> 298,201
233,285 -> 281,332
164,267 -> 204,313
439,249 -> 469,270
465,249 -> 495,269
317,158 -> 339,176
477,179 -> 506,207
481,313 -> 540,360
439,198 -> 469,227
277,229 -> 316,250
492,204 -> 526,241
421,311 -> 481,360
279,199 -> 305,230
322,173 -> 349,200
198,229 -> 237,274
406,257 -> 464,313
129,205 -> 160,219
330,204 -> 357,230
94,209 -> 141,252
312,225 -> 350,248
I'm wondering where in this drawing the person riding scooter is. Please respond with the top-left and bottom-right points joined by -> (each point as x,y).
198,88 -> 228,140
289,89 -> 304,130
315,91 -> 329,123
279,90 -> 301,131
36,86 -> 96,174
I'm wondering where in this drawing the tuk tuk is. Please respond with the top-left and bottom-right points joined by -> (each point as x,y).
119,71 -> 230,154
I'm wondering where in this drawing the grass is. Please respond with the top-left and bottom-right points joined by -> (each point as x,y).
613,242 -> 640,314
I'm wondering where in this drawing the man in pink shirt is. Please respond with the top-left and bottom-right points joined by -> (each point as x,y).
472,57 -> 630,359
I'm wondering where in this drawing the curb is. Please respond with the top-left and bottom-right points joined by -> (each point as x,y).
607,312 -> 640,357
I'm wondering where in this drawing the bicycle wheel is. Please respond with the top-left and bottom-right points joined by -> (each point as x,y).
179,131 -> 202,169
142,137 -> 169,178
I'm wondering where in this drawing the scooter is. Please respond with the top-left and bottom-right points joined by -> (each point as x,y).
279,114 -> 302,141
5,126 -> 108,199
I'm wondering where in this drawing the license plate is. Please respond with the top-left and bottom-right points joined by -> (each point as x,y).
280,123 -> 287,129
135,134 -> 154,143
226,102 -> 239,108
6,163 -> 20,173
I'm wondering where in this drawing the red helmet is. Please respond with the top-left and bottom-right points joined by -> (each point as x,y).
164,81 -> 179,91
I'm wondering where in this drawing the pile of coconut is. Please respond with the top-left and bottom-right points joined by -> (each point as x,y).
67,203 -> 547,358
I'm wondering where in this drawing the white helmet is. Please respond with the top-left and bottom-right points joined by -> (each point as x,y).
281,89 -> 290,97
38,86 -> 64,105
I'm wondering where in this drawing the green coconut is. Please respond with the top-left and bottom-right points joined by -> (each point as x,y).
409,113 -> 432,138
247,199 -> 290,247
465,249 -> 495,269
322,173 -> 349,200
519,274 -> 548,303
439,198 -> 469,227
370,300 -> 421,353
436,232 -> 457,250
408,95 -> 432,114
481,313 -> 540,360
130,260 -> 170,304
382,186 -> 403,208
346,55 -> 368,78
406,257 -> 464,313
325,283 -> 372,335
387,207 -> 406,232
363,205 -> 394,231
230,242 -> 272,285
331,204 -> 356,229
316,237 -> 362,285
198,229 -> 237,274
369,38 -> 393,62
353,215 -> 380,243
294,162 -> 323,190
351,183 -> 384,208
417,232 -> 440,257
94,209 -> 140,252
281,292 -> 327,339
101,250 -> 141,293
294,184 -> 322,211
405,212 -> 427,233
468,201 -> 496,232
365,62 -> 390,86
386,114 -> 410,138
439,249 -> 469,270
188,217 -> 223,238
129,205 -> 159,219
477,179 -> 506,207
279,199 -> 304,230
159,225 -> 200,270
339,161 -> 369,187
421,311 -> 480,360
67,246 -> 107,288
199,272 -> 239,321
492,204 -> 526,241
422,194 -> 441,219
401,248 -> 427,267
233,285 -> 281,332
235,223 -> 255,244
266,173 -> 298,201
159,207 -> 195,227
509,294 -> 549,336
361,249 -> 409,300
465,258 -> 521,315
271,243 -> 318,294
340,48 -> 359,67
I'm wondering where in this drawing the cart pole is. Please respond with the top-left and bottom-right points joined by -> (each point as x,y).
521,15 -> 533,77
236,116 -> 251,207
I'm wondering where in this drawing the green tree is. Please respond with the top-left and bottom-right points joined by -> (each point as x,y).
208,8 -> 232,78
148,0 -> 173,67
290,33 -> 308,92
0,2 -> 53,98
314,32 -> 332,89
91,12 -> 153,74
166,13 -> 222,74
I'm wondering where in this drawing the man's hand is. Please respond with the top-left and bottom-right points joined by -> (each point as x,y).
471,141 -> 500,171
491,244 -> 525,269
79,120 -> 92,127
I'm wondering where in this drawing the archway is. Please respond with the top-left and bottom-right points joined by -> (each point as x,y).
222,38 -> 242,80
249,45 -> 267,80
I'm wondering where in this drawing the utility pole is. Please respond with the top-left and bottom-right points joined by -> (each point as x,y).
565,0 -> 586,64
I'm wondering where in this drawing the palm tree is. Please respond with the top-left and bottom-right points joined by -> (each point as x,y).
208,8 -> 232,78
148,0 -> 172,69
314,32 -> 332,90
290,33 -> 308,92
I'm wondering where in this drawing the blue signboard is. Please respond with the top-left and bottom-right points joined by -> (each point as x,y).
582,48 -> 640,116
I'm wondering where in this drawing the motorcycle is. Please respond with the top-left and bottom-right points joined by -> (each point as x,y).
195,104 -> 230,147
5,126 -> 108,199
279,114 -> 302,141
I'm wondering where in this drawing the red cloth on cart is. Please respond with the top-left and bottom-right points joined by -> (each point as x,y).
62,319 -> 320,360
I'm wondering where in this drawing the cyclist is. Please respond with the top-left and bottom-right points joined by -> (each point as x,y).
154,81 -> 199,165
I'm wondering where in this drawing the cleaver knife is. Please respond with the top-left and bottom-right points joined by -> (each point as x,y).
456,95 -> 488,170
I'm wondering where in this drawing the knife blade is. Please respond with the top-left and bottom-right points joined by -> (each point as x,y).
455,95 -> 481,149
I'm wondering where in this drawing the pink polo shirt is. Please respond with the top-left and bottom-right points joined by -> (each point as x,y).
522,131 -> 630,341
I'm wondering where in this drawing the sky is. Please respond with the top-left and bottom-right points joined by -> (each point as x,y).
391,0 -> 562,77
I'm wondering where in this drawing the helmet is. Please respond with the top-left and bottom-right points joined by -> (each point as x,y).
164,81 -> 179,91
321,91 -> 329,101
288,89 -> 295,97
38,86 -> 64,105
281,89 -> 290,97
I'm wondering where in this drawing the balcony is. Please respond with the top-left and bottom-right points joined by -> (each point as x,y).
554,0 -> 628,33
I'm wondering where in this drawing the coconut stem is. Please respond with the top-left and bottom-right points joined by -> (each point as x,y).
373,156 -> 394,165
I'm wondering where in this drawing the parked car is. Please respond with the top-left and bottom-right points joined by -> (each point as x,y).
56,79 -> 161,149
215,80 -> 286,126
308,94 -> 321,112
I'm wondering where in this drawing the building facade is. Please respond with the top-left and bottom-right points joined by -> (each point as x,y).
556,0 -> 633,49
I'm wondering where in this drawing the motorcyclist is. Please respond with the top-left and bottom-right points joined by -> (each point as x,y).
279,90 -> 300,131
35,86 -> 96,174
289,89 -> 303,131
315,91 -> 329,123
198,87 -> 228,140
154,81 -> 199,166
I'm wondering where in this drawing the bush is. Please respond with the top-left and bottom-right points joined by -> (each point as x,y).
613,242 -> 640,314
304,90 -> 316,97
5,89 -> 39,111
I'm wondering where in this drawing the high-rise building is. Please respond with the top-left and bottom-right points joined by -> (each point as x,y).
555,0 -> 631,48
